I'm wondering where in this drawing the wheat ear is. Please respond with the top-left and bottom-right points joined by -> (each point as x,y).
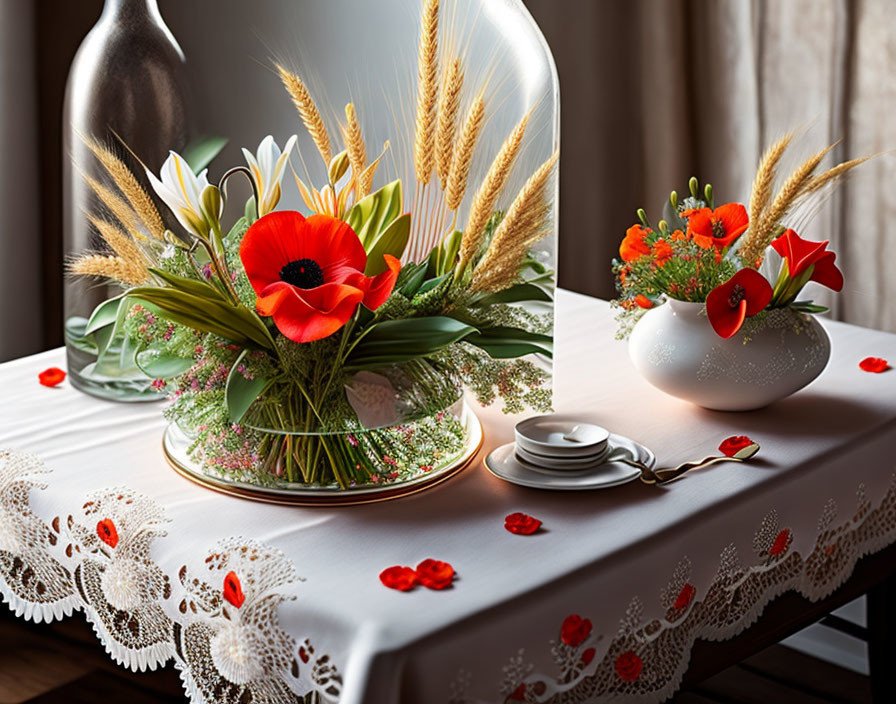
343,103 -> 369,196
747,132 -> 793,237
740,142 -> 837,265
804,154 -> 878,194
68,254 -> 147,287
413,0 -> 440,185
470,152 -> 558,293
457,112 -> 530,270
277,63 -> 332,165
436,58 -> 464,188
84,138 -> 165,239
88,214 -> 148,274
445,95 -> 485,211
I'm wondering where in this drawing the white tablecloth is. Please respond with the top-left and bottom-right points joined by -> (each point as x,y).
1,290 -> 895,703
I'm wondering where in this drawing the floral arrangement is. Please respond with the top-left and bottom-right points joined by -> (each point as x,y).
68,0 -> 557,488
612,134 -> 874,339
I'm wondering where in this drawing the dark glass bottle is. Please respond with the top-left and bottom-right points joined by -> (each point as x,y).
63,0 -> 189,401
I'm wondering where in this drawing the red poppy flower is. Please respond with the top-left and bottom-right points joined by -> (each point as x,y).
619,225 -> 652,262
651,239 -> 674,266
859,357 -> 890,373
504,512 -> 542,535
634,294 -> 654,309
719,435 -> 755,457
416,559 -> 455,590
615,651 -> 643,682
379,566 -> 418,591
38,367 -> 66,387
673,583 -> 696,610
239,211 -> 400,343
223,571 -> 246,608
96,519 -> 118,548
770,529 -> 791,557
560,614 -> 592,647
771,229 -> 843,292
705,269 -> 773,338
685,203 -> 749,249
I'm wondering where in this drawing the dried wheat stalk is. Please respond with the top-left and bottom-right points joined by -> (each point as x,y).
84,138 -> 165,239
470,151 -> 558,293
436,58 -> 464,188
445,95 -> 485,211
413,0 -> 440,184
747,132 -> 793,239
804,155 -> 877,194
277,63 -> 332,165
343,103 -> 369,196
457,112 -> 530,270
83,174 -> 143,241
69,254 -> 146,286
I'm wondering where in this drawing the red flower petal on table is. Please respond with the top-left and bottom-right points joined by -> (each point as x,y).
96,519 -> 118,548
719,435 -> 755,457
416,559 -> 455,590
615,651 -> 643,682
239,212 -> 400,343
673,583 -> 696,610
771,229 -> 844,291
38,367 -> 66,387
619,224 -> 652,262
581,647 -> 596,666
685,203 -> 749,249
223,571 -> 246,608
705,269 -> 773,339
634,294 -> 654,309
379,566 -> 419,592
504,512 -> 543,535
769,529 -> 791,557
560,614 -> 593,647
860,357 -> 890,373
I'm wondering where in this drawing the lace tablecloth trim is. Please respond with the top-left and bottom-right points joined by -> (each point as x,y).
451,474 -> 896,703
0,450 -> 342,703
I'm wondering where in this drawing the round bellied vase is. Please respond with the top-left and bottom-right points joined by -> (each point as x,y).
628,299 -> 831,411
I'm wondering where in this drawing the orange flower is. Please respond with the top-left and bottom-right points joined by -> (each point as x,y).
685,203 -> 749,250
652,239 -> 674,266
635,294 -> 654,309
669,229 -> 687,242
619,225 -> 651,262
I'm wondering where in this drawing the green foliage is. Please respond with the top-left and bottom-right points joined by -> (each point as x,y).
345,180 -> 403,249
225,350 -> 271,422
182,135 -> 228,173
346,317 -> 478,368
364,213 -> 410,275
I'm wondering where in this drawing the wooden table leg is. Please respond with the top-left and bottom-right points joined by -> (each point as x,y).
867,570 -> 896,703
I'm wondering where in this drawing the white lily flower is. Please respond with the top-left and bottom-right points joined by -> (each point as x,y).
242,134 -> 297,216
147,151 -> 219,237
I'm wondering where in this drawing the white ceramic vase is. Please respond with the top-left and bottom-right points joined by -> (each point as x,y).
628,299 -> 831,411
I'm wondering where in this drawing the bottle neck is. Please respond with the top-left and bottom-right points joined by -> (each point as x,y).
100,0 -> 162,24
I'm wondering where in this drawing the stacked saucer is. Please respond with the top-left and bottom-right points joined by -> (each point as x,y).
514,417 -> 610,472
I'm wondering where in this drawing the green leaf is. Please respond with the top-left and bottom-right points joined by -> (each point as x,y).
464,325 -> 553,359
148,268 -> 229,302
126,286 -> 274,350
135,350 -> 195,379
365,212 -> 410,275
244,196 -> 258,224
182,135 -> 228,173
472,282 -> 553,306
415,273 -> 450,296
436,230 -> 462,276
85,295 -> 126,335
225,350 -> 270,422
790,301 -> 829,314
347,316 -> 477,367
346,180 -> 403,249
397,262 -> 428,297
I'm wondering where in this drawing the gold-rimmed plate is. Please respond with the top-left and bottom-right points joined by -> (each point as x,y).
163,403 -> 483,506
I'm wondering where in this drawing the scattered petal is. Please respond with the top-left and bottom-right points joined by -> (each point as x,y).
615,651 -> 643,682
560,614 -> 592,647
223,571 -> 246,608
859,357 -> 890,373
96,519 -> 118,548
416,559 -> 455,590
505,512 -> 543,535
38,367 -> 66,387
719,435 -> 755,457
379,565 -> 418,591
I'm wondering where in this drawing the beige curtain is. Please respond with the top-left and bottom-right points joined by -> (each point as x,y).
526,0 -> 896,332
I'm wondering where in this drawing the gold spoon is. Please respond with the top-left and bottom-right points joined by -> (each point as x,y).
608,443 -> 761,485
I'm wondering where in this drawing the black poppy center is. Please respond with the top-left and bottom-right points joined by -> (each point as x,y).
280,258 -> 324,289
728,283 -> 746,308
711,218 -> 727,239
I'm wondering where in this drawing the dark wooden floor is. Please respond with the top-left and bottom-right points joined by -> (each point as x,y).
0,607 -> 871,703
